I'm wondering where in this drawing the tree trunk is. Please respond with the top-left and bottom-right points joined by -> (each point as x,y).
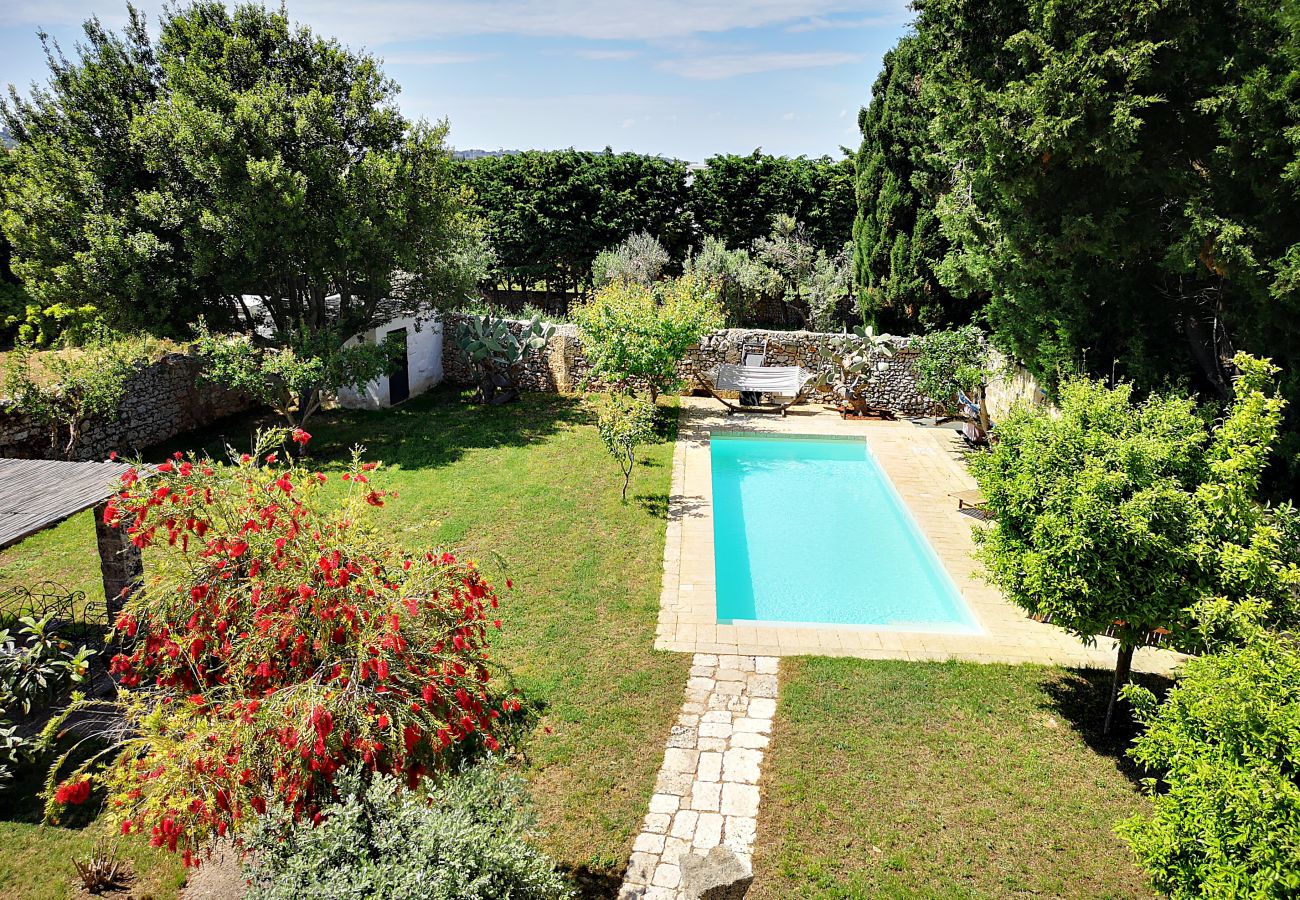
1104,641 -> 1136,735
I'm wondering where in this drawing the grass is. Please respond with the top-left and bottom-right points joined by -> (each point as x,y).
0,387 -> 689,898
750,657 -> 1162,900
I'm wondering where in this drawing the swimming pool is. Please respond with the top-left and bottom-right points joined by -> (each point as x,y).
711,432 -> 980,632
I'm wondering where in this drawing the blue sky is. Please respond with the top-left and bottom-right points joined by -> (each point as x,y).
0,1 -> 914,161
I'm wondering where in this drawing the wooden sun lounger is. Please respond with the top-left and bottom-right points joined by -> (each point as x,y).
950,489 -> 987,511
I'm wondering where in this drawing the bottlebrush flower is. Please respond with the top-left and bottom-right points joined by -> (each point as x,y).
54,778 -> 92,805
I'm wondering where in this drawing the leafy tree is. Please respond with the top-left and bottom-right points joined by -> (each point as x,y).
969,354 -> 1299,732
805,241 -> 855,333
911,0 -> 1300,480
46,431 -> 520,860
193,323 -> 393,430
912,326 -> 995,432
853,36 -> 971,331
1118,634 -> 1300,899
689,151 -> 855,255
2,3 -> 482,352
684,237 -> 782,327
591,232 -> 670,288
573,274 -> 723,402
594,391 -> 657,502
752,215 -> 819,328
459,150 -> 692,295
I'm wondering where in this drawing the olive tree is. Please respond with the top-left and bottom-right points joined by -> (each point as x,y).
969,354 -> 1298,732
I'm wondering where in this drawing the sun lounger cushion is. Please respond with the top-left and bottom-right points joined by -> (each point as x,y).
714,364 -> 808,397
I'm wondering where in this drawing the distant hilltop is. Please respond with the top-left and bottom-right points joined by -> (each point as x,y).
0,128 -> 14,149
451,147 -> 700,166
451,148 -> 523,161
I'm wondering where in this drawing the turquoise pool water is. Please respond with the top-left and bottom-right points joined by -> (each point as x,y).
711,433 -> 980,632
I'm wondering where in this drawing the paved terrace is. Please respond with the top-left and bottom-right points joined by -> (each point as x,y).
655,397 -> 1181,675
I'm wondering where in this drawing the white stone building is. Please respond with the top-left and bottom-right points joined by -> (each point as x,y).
336,313 -> 443,410
238,296 -> 445,410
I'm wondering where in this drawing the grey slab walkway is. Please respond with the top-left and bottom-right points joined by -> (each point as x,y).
619,654 -> 777,900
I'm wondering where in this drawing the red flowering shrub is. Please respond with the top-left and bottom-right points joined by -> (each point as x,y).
46,429 -> 519,862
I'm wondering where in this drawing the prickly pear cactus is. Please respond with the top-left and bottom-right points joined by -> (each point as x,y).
452,313 -> 555,404
810,325 -> 896,416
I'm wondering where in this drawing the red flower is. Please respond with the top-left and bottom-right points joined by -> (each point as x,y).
54,778 -> 92,806
291,428 -> 312,446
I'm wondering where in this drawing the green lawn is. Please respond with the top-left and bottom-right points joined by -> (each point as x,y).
2,389 -> 1168,900
751,657 -> 1161,900
0,388 -> 690,898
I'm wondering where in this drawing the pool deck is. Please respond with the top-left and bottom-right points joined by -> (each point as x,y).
655,397 -> 1182,675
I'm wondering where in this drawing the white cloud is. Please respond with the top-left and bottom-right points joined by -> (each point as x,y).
622,117 -> 637,128
839,108 -> 848,117
786,12 -> 910,33
577,49 -> 640,61
381,51 -> 495,65
782,111 -> 796,120
659,51 -> 863,80
1,1 -> 910,44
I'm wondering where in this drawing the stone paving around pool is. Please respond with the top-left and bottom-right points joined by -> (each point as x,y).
618,654 -> 777,900
655,397 -> 1183,675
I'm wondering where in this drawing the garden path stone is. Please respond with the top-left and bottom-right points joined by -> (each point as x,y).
619,653 -> 777,900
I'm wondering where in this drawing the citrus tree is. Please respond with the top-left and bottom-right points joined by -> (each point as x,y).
1118,634 -> 1300,899
912,325 -> 995,432
969,354 -> 1299,732
44,429 -> 520,861
573,274 -> 722,402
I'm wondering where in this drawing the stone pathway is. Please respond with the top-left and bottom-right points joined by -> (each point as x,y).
619,653 -> 779,900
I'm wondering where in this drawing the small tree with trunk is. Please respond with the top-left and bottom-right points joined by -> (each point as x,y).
193,322 -> 394,430
912,325 -> 994,434
573,274 -> 722,403
595,391 -> 657,502
968,354 -> 1296,732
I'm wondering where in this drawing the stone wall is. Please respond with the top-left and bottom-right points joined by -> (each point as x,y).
441,313 -> 944,415
0,352 -> 256,461
984,352 -> 1054,422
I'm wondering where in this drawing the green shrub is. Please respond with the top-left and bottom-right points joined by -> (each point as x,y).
244,762 -> 573,900
1,330 -> 162,458
1119,635 -> 1300,899
969,354 -> 1298,731
911,325 -> 994,426
0,613 -> 94,789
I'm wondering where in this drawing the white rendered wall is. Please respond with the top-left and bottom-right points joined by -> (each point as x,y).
337,316 -> 443,410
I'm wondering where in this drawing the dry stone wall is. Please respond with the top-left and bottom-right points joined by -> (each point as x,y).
0,352 -> 255,461
441,313 -> 944,415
